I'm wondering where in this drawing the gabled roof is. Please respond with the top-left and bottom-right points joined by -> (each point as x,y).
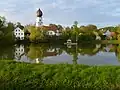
19,25 -> 24,30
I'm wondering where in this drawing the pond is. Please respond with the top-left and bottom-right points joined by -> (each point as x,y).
0,43 -> 120,65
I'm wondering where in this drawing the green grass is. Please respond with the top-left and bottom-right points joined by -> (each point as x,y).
0,60 -> 120,90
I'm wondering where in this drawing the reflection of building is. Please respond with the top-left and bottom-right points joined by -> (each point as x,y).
44,48 -> 58,56
14,44 -> 24,60
104,44 -> 113,52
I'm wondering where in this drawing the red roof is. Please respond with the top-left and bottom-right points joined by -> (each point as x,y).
41,25 -> 58,31
44,52 -> 57,57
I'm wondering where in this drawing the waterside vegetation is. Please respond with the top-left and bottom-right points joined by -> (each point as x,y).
0,60 -> 120,89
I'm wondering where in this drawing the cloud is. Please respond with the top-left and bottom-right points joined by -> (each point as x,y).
0,0 -> 120,27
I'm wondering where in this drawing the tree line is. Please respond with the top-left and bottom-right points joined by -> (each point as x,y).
1,16 -> 120,44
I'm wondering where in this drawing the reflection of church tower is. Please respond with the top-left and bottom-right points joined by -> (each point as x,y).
36,8 -> 43,27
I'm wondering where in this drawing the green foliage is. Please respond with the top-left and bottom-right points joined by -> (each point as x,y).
0,16 -> 6,29
0,60 -> 120,89
27,44 -> 47,59
29,27 -> 45,42
0,17 -> 15,43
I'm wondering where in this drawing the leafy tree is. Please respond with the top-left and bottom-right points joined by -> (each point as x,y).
29,27 -> 45,42
72,21 -> 80,41
0,16 -> 6,29
57,24 -> 63,30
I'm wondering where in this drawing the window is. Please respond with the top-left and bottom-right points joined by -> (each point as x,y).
16,30 -> 17,32
19,33 -> 20,35
16,33 -> 17,35
21,33 -> 23,35
21,37 -> 24,40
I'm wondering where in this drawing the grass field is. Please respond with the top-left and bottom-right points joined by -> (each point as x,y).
0,60 -> 120,90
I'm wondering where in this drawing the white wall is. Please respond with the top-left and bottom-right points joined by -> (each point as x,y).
36,17 -> 42,27
47,31 -> 56,36
14,27 -> 24,40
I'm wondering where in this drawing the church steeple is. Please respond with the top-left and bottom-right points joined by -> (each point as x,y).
36,8 -> 43,17
36,8 -> 43,27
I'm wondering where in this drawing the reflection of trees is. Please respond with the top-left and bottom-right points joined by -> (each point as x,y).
26,44 -> 63,63
13,43 -> 120,63
0,45 -> 14,60
62,43 -> 103,64
115,44 -> 120,61
26,44 -> 48,60
63,43 -> 102,57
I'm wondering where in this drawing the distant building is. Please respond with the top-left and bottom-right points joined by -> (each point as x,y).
47,30 -> 61,36
41,25 -> 62,36
103,30 -> 116,40
14,26 -> 24,40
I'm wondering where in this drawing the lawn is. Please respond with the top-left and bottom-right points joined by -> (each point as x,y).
0,60 -> 120,90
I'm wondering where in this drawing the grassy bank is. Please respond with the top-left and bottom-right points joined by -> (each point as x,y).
0,60 -> 120,90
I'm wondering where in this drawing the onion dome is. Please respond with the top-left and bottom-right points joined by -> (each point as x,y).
36,8 -> 43,17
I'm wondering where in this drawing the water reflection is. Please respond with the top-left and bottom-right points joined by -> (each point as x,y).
1,43 -> 120,65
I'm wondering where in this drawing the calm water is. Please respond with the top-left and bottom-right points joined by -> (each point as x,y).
1,43 -> 120,65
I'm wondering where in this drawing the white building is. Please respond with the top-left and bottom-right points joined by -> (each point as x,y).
47,30 -> 61,36
14,27 -> 24,40
47,31 -> 56,36
103,30 -> 111,36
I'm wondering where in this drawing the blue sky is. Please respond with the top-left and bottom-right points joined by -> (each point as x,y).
0,0 -> 120,28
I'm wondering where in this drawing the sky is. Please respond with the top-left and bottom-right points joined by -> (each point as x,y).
0,0 -> 120,28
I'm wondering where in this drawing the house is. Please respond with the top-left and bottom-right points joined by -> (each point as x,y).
47,30 -> 56,36
46,30 -> 61,36
14,26 -> 24,40
103,30 -> 116,40
41,25 -> 62,36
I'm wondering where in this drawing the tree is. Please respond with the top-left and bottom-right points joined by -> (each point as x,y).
0,16 -> 6,29
57,24 -> 63,30
72,21 -> 79,41
29,27 -> 45,42
86,24 -> 97,30
73,21 -> 78,27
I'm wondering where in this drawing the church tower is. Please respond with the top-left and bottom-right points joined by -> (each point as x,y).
36,8 -> 43,27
